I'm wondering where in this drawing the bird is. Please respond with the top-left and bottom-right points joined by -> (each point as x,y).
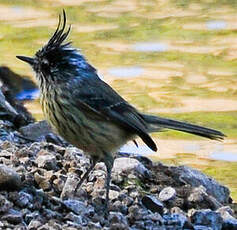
17,10 -> 225,214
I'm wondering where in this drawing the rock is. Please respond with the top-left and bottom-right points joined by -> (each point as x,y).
109,211 -> 129,230
61,173 -> 79,199
188,186 -> 222,210
109,190 -> 120,201
65,212 -> 87,226
1,209 -> 23,224
19,120 -> 52,141
141,195 -> 164,214
217,206 -> 237,230
193,225 -> 213,230
172,166 -> 229,203
163,213 -> 189,229
0,195 -> 12,213
190,209 -> 223,230
159,187 -> 176,202
15,191 -> 33,208
0,164 -> 21,190
87,222 -> 102,229
63,199 -> 87,215
112,157 -> 150,178
35,152 -> 57,170
34,172 -> 51,191
25,211 -> 40,224
28,220 -> 43,229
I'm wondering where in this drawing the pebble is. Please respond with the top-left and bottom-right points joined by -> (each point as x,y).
159,186 -> 176,202
141,195 -> 164,214
190,209 -> 223,230
63,199 -> 87,215
0,164 -> 22,190
35,153 -> 57,171
1,209 -> 23,224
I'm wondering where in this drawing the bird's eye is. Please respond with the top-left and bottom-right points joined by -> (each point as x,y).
41,59 -> 49,66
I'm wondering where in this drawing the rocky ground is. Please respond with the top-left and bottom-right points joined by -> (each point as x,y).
0,67 -> 236,229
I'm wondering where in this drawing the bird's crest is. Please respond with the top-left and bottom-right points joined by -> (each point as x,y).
38,10 -> 71,56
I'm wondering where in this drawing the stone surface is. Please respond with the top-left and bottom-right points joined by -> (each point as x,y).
35,152 -> 57,170
63,199 -> 87,215
217,206 -> 237,230
0,164 -> 21,190
172,165 -> 229,203
190,209 -> 223,230
159,186 -> 176,202
142,195 -> 164,214
112,157 -> 150,178
188,185 -> 222,210
1,209 -> 23,224
19,120 -> 52,141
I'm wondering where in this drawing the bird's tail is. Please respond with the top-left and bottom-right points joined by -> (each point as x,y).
141,114 -> 225,140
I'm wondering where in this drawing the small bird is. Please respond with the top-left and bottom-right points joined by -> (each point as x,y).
17,11 -> 224,213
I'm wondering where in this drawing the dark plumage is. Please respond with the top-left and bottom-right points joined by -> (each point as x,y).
17,10 -> 225,214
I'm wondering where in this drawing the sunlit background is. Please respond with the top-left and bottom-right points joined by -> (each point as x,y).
0,0 -> 236,199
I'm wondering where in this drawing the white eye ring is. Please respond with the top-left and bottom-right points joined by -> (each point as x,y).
42,59 -> 49,65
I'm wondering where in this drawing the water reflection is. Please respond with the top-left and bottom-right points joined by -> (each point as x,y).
206,20 -> 227,30
132,42 -> 168,52
211,151 -> 237,162
108,66 -> 144,78
120,143 -> 155,155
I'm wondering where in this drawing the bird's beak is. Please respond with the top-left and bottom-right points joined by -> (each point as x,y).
16,56 -> 35,66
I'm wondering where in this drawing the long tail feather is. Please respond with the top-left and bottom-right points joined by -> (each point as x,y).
141,114 -> 225,140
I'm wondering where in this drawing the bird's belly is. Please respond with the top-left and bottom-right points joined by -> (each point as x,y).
41,97 -> 132,157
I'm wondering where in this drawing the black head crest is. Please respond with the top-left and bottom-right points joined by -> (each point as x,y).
43,10 -> 71,53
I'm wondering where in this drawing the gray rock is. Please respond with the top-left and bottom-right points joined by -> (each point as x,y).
112,157 -> 150,178
0,164 -> 21,190
63,199 -> 87,215
0,88 -> 18,119
190,209 -> 223,230
25,211 -> 40,224
193,225 -> 213,230
28,220 -> 43,229
173,165 -> 229,203
34,172 -> 51,191
159,187 -> 176,202
163,213 -> 188,228
16,191 -> 33,208
170,207 -> 186,216
1,209 -> 23,224
35,151 -> 57,170
19,120 -> 51,141
87,222 -> 102,229
61,173 -> 79,199
110,200 -> 128,214
217,207 -> 237,230
65,212 -> 87,226
109,211 -> 129,230
142,195 -> 164,214
109,190 -> 120,200
0,195 -> 12,213
188,185 -> 222,210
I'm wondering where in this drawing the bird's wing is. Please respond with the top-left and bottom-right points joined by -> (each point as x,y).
70,78 -> 157,151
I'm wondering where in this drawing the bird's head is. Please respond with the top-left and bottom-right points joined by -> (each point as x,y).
17,10 -> 97,84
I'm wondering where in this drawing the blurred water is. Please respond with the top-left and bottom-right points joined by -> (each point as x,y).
108,66 -> 144,78
132,42 -> 168,52
211,151 -> 237,162
206,20 -> 227,30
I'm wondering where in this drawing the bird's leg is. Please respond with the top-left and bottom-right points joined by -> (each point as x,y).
103,153 -> 114,217
74,157 -> 96,193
